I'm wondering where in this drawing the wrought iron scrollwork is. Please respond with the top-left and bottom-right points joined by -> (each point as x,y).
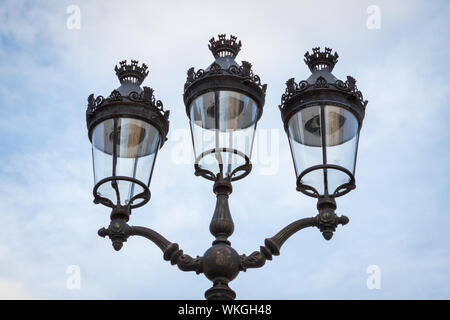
98,219 -> 203,274
87,94 -> 105,114
240,251 -> 267,271
279,75 -> 368,111
109,89 -> 122,101
240,209 -> 349,272
279,48 -> 367,112
315,76 -> 329,88
98,185 -> 349,300
184,63 -> 267,94
86,86 -> 169,121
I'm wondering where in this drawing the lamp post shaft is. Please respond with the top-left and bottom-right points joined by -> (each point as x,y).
210,178 -> 234,245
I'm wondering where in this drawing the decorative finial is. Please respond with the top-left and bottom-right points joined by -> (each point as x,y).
304,47 -> 339,72
208,34 -> 242,59
114,59 -> 149,85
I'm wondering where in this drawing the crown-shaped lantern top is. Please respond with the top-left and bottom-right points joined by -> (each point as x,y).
304,47 -> 339,72
208,34 -> 242,59
114,60 -> 149,85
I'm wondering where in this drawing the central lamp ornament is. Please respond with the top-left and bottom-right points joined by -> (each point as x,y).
85,37 -> 368,299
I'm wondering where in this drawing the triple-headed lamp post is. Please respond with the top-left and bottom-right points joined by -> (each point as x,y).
85,35 -> 367,300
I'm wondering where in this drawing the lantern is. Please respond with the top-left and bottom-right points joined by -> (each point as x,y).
86,60 -> 169,217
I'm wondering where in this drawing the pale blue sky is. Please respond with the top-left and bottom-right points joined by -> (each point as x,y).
0,0 -> 449,299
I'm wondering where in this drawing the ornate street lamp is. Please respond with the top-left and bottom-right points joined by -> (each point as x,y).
86,60 -> 170,237
184,34 -> 267,182
86,38 -> 367,300
182,34 -> 267,299
279,47 -> 367,238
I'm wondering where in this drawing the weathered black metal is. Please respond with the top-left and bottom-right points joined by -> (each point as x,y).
279,47 -> 367,129
296,164 -> 356,198
240,196 -> 349,271
93,176 -> 151,209
210,178 -> 234,245
202,178 -> 239,300
98,184 -> 349,299
86,60 -> 169,143
193,148 -> 252,182
316,196 -> 349,240
98,216 -> 202,273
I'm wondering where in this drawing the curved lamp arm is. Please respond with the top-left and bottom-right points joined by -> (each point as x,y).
98,219 -> 203,274
96,194 -> 348,300
240,212 -> 349,271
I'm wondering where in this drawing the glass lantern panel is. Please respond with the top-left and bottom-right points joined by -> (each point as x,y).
288,104 -> 360,196
287,105 -> 324,195
324,105 -> 359,194
189,91 -> 258,178
92,118 -> 161,206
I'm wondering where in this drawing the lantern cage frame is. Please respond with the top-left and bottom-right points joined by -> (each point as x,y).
86,60 -> 170,210
183,34 -> 267,181
279,47 -> 368,198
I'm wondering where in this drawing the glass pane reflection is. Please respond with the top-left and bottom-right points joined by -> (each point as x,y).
287,105 -> 359,196
189,91 -> 258,178
92,118 -> 161,206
